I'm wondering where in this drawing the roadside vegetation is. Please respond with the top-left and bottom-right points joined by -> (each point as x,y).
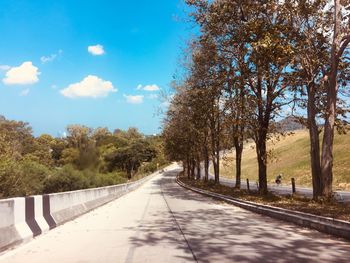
217,130 -> 350,190
0,115 -> 167,198
163,0 -> 350,200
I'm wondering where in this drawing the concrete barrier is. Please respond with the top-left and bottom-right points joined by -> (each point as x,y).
33,196 -> 50,234
0,198 -> 33,252
49,183 -> 128,225
49,175 -> 152,226
0,171 -> 157,253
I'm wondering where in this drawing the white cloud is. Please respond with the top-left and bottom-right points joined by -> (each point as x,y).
143,84 -> 160,91
19,88 -> 30,96
124,94 -> 144,104
0,65 -> 10,71
136,84 -> 160,91
60,75 -> 117,98
88,44 -> 105,56
3,61 -> 40,85
40,49 -> 63,64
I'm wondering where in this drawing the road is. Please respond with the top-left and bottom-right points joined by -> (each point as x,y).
1,164 -> 350,263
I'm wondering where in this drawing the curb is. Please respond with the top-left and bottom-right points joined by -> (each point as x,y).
176,177 -> 350,241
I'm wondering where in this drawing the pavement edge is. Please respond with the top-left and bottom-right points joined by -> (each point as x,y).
176,176 -> 350,241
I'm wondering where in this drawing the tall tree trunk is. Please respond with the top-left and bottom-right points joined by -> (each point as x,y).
186,156 -> 191,179
215,113 -> 220,183
321,0 -> 341,199
321,75 -> 337,198
216,153 -> 220,183
211,128 -> 220,183
191,159 -> 196,179
234,138 -> 243,189
203,141 -> 209,182
307,84 -> 322,199
196,156 -> 201,180
256,136 -> 268,195
212,154 -> 219,183
204,155 -> 209,182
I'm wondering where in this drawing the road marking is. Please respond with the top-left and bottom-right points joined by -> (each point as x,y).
124,192 -> 152,263
159,176 -> 198,263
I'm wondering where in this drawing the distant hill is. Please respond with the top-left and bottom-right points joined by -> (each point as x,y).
218,130 -> 350,190
277,116 -> 305,131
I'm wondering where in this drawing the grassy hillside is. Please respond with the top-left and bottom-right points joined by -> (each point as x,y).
218,130 -> 350,191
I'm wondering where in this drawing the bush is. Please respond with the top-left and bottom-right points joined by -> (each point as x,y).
138,162 -> 158,174
43,165 -> 127,194
94,172 -> 127,187
43,165 -> 90,193
0,158 -> 51,198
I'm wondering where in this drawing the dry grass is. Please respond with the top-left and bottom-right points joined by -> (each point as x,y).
217,130 -> 350,190
180,176 -> 350,222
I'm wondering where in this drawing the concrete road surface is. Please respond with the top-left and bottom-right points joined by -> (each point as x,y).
1,164 -> 350,263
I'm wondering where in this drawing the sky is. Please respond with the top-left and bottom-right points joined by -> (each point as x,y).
0,0 -> 191,137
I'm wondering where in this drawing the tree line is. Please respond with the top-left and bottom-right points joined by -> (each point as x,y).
163,0 -> 350,199
0,115 -> 167,198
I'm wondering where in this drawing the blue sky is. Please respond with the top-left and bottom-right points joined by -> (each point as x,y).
0,0 -> 190,136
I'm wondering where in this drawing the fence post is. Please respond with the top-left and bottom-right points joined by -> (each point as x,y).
291,178 -> 296,194
246,179 -> 250,192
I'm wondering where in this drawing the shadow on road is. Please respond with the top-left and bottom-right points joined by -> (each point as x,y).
126,171 -> 350,263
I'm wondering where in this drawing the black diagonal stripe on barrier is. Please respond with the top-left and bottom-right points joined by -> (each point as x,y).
25,196 -> 42,236
43,195 -> 56,229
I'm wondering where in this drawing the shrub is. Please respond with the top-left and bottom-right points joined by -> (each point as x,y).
138,162 -> 158,174
43,165 -> 90,193
0,158 -> 50,198
43,165 -> 127,194
94,172 -> 127,187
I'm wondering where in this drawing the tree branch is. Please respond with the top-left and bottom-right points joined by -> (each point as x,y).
337,35 -> 350,59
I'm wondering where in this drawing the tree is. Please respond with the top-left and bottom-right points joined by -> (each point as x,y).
92,127 -> 112,146
163,88 -> 199,179
0,115 -> 34,160
289,0 -> 350,198
190,36 -> 225,183
288,0 -> 330,199
106,139 -> 157,179
30,134 -> 55,167
320,0 -> 350,198
65,125 -> 99,170
66,125 -> 92,149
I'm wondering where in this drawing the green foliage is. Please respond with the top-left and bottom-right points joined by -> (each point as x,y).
0,115 -> 34,160
0,116 -> 165,198
0,158 -> 51,198
59,147 -> 80,166
43,166 -> 90,193
43,165 -> 127,194
104,130 -> 158,178
138,162 -> 158,174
